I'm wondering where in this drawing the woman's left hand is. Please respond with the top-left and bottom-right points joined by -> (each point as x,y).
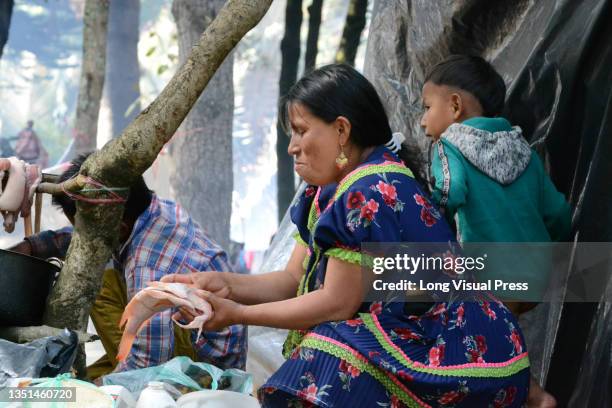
175,290 -> 245,331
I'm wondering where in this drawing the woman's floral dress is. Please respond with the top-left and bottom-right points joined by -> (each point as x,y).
259,147 -> 530,407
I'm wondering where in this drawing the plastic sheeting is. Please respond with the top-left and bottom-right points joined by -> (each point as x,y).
364,0 -> 612,405
102,356 -> 252,399
0,329 -> 78,387
245,184 -> 303,391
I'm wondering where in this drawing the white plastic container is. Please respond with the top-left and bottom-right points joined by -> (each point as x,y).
99,385 -> 137,408
136,381 -> 177,408
176,390 -> 260,408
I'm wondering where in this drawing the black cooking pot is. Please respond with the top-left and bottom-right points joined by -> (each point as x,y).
0,249 -> 61,326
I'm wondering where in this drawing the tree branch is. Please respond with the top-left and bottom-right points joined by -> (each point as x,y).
42,0 -> 272,360
36,174 -> 88,195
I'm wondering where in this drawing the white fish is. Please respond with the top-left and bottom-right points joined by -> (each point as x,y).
116,281 -> 212,362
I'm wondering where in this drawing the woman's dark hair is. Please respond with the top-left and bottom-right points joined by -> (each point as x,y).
279,63 -> 425,184
52,153 -> 152,221
425,55 -> 506,117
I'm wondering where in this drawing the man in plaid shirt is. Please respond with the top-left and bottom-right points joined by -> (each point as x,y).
11,154 -> 246,377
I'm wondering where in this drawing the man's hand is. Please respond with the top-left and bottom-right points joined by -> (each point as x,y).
161,272 -> 231,298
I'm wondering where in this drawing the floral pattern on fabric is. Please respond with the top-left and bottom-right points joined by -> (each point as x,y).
434,381 -> 470,407
414,193 -> 442,227
449,302 -> 466,329
463,335 -> 488,363
427,337 -> 447,367
490,386 -> 518,408
371,174 -> 406,213
506,319 -> 524,357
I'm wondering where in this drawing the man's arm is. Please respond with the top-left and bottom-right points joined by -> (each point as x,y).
9,226 -> 72,259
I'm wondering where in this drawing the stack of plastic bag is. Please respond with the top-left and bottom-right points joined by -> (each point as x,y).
102,356 -> 252,400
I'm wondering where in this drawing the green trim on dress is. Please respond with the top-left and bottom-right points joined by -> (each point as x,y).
360,313 -> 530,378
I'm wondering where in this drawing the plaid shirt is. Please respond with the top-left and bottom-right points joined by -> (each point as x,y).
27,194 -> 246,371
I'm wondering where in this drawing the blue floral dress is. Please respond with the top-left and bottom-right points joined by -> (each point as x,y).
259,147 -> 530,408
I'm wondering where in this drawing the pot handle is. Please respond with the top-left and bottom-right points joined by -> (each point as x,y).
46,257 -> 64,282
46,257 -> 64,269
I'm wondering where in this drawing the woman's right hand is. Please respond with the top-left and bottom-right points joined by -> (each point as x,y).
160,271 -> 232,299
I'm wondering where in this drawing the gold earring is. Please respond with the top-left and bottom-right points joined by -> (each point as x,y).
336,144 -> 348,169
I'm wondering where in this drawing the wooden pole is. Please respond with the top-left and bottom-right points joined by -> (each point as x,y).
23,215 -> 32,237
34,192 -> 42,233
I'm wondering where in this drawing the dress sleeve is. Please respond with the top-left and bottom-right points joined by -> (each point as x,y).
290,185 -> 318,247
314,175 -> 404,265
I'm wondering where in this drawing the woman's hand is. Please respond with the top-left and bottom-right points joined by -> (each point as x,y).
173,290 -> 245,331
161,271 -> 231,298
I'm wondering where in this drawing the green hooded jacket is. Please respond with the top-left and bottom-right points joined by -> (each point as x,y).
429,117 -> 571,297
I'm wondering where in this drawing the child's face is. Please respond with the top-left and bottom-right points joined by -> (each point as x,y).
420,82 -> 458,140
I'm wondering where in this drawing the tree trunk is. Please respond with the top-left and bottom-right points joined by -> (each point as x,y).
276,0 -> 303,222
73,0 -> 109,156
169,0 -> 233,251
335,0 -> 367,66
0,0 -> 13,59
43,0 -> 271,347
304,0 -> 323,73
106,0 -> 141,138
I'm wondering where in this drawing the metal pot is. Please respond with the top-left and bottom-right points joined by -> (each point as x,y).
0,249 -> 61,326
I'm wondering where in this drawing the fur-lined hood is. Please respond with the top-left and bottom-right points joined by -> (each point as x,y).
441,121 -> 531,185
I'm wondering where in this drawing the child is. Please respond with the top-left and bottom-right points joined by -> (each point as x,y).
421,54 -> 569,408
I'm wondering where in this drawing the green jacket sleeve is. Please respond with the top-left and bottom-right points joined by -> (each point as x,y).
430,140 -> 468,220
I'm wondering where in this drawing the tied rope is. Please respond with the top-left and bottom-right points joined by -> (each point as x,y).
61,175 -> 128,204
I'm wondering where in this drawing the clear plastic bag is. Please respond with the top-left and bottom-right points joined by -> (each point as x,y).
101,356 -> 252,399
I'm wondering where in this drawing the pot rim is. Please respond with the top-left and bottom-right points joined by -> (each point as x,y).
0,248 -> 62,272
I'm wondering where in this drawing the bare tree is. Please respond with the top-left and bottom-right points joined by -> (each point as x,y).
73,0 -> 109,156
40,0 -> 272,371
106,0 -> 141,138
276,0 -> 303,221
0,0 -> 13,59
335,0 -> 367,66
304,0 -> 323,73
169,0 -> 234,250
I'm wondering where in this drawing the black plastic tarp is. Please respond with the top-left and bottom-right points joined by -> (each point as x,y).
364,0 -> 611,406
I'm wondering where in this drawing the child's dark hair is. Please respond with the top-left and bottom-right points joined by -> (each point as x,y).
425,55 -> 506,117
279,63 -> 425,184
52,153 -> 152,221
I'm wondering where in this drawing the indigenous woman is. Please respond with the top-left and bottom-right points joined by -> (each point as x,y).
164,64 -> 530,407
